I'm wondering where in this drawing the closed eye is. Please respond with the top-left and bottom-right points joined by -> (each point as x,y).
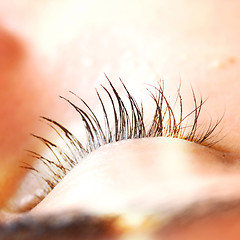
6,76 -> 222,213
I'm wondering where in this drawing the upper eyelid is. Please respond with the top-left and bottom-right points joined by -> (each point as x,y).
16,78 -> 222,211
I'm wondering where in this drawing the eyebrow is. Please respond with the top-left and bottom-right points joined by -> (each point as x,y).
0,212 -> 119,240
1,198 -> 240,239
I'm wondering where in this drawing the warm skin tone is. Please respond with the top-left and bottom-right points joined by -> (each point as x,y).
1,0 -> 240,239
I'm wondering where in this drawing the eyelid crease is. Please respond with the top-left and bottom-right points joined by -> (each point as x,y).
13,77 -> 222,212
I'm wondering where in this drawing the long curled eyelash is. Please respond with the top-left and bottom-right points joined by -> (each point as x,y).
22,77 -> 222,207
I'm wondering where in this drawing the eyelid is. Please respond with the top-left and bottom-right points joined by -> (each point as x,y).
29,137 -> 237,217
4,79 -> 222,214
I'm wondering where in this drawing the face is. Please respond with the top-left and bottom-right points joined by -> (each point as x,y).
1,0 -> 240,239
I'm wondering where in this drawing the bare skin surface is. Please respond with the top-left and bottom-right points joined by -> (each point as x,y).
1,0 -> 240,239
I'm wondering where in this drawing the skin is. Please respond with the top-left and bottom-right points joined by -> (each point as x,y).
1,0 -> 240,239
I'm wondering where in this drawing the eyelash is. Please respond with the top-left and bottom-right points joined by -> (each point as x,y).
22,77 -> 221,208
